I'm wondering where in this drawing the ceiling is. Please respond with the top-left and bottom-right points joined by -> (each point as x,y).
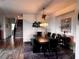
0,0 -> 76,15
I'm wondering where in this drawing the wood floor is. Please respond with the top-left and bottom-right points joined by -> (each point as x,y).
0,38 -> 75,59
0,38 -> 24,59
0,47 -> 24,59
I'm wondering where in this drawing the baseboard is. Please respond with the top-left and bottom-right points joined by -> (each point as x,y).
24,41 -> 31,44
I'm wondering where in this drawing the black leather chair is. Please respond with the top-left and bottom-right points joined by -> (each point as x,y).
31,39 -> 41,53
62,36 -> 71,50
49,33 -> 58,59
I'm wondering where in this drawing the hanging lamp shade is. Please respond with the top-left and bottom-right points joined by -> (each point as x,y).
40,10 -> 48,28
32,21 -> 40,27
32,7 -> 48,28
42,14 -> 46,19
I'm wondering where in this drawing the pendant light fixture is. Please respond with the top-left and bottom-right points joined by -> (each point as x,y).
32,8 -> 48,28
32,14 -> 40,28
40,8 -> 48,28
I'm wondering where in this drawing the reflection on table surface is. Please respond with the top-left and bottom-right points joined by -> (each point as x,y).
38,37 -> 48,43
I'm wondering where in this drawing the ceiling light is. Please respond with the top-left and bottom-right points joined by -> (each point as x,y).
32,8 -> 48,28
40,8 -> 48,28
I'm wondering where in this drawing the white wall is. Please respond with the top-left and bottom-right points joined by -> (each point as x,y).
0,15 -> 15,40
47,11 -> 76,36
47,15 -> 56,33
23,3 -> 76,42
55,11 -> 76,35
0,16 -> 6,39
23,14 -> 51,42
23,14 -> 36,42
76,0 -> 79,59
75,11 -> 78,59
23,12 -> 76,42
55,11 -> 76,53
5,18 -> 12,38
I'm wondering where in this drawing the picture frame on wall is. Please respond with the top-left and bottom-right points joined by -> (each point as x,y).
61,17 -> 71,33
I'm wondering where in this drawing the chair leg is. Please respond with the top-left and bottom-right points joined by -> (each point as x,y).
55,50 -> 58,59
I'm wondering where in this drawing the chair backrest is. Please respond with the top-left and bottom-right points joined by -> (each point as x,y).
37,32 -> 42,37
52,33 -> 56,39
47,32 -> 51,37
